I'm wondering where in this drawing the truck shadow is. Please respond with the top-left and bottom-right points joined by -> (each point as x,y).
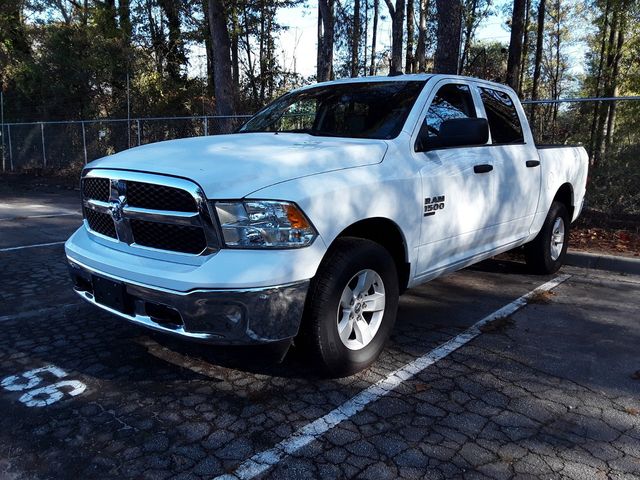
135,256 -> 542,379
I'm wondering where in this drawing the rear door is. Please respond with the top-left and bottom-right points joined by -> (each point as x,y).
475,85 -> 541,244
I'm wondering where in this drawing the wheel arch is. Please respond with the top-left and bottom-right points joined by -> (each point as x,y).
329,217 -> 411,293
553,183 -> 575,220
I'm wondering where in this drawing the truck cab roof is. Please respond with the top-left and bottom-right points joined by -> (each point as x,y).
301,73 -> 516,96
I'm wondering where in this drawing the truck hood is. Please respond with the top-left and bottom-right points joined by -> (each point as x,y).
88,133 -> 388,198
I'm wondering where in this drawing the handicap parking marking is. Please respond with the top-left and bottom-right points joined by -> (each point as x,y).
216,274 -> 571,480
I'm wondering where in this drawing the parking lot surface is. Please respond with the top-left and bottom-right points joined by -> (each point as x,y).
1,190 -> 639,480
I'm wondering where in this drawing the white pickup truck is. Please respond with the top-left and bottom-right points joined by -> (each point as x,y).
66,74 -> 588,376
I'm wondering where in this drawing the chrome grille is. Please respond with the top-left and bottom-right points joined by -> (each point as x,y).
82,177 -> 110,202
84,208 -> 117,238
81,169 -> 218,256
130,220 -> 207,254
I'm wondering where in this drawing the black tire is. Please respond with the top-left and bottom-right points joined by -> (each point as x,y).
525,201 -> 570,274
298,237 -> 399,377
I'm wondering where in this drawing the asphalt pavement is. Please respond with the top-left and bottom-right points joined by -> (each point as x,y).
0,189 -> 638,480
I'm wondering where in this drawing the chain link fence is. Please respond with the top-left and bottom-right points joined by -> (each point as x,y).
1,98 -> 639,216
521,97 -> 640,216
0,115 -> 250,173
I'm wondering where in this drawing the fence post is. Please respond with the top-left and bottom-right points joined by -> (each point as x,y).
40,122 -> 47,168
81,121 -> 88,165
204,117 -> 208,136
137,119 -> 141,145
7,124 -> 13,171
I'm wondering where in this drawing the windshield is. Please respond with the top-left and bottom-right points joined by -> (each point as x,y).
238,81 -> 427,139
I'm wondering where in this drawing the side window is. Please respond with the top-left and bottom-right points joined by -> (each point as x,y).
421,84 -> 476,139
479,88 -> 524,144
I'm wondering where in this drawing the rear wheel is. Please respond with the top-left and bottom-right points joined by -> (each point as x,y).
525,201 -> 570,274
298,237 -> 399,377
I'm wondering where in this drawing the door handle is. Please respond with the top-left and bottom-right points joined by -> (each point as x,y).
526,160 -> 540,168
473,164 -> 493,174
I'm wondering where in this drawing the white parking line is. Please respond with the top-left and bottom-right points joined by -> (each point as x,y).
0,241 -> 66,252
215,274 -> 572,480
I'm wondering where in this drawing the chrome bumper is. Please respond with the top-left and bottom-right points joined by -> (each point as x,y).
67,260 -> 309,344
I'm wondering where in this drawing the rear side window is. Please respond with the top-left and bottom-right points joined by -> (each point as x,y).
479,87 -> 524,144
422,84 -> 476,139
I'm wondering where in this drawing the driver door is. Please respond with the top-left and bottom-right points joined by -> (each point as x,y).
413,81 -> 499,280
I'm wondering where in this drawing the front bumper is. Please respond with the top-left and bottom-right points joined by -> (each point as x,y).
67,259 -> 309,344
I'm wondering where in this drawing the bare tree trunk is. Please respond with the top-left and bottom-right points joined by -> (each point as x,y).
266,9 -> 275,99
146,0 -> 163,75
317,0 -> 335,81
604,18 -> 625,154
415,0 -> 429,72
553,0 -> 561,140
384,0 -> 405,73
259,1 -> 266,102
230,3 -> 240,102
369,0 -> 379,75
434,0 -> 462,74
594,4 -> 619,165
118,0 -> 132,46
202,0 -> 215,96
588,0 -> 610,161
506,0 -> 526,91
529,0 -> 545,134
351,0 -> 361,77
459,0 -> 477,74
241,2 -> 259,104
208,0 -> 235,118
405,0 -> 415,73
518,0 -> 531,96
158,0 -> 185,83
363,0 -> 368,74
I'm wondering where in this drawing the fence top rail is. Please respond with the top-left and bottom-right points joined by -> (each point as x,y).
1,114 -> 253,127
522,96 -> 640,104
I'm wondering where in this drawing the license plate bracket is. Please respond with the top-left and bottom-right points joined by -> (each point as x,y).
92,275 -> 130,314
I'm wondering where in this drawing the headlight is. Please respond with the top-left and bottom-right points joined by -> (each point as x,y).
213,200 -> 317,248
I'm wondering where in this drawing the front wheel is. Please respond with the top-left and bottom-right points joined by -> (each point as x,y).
298,237 -> 399,377
525,201 -> 570,274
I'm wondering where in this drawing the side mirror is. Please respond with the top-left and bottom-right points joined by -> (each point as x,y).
416,117 -> 489,152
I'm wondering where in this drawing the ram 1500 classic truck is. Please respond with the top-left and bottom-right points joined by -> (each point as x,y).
66,74 -> 588,376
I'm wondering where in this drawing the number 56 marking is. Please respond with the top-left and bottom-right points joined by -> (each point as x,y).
1,365 -> 87,408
